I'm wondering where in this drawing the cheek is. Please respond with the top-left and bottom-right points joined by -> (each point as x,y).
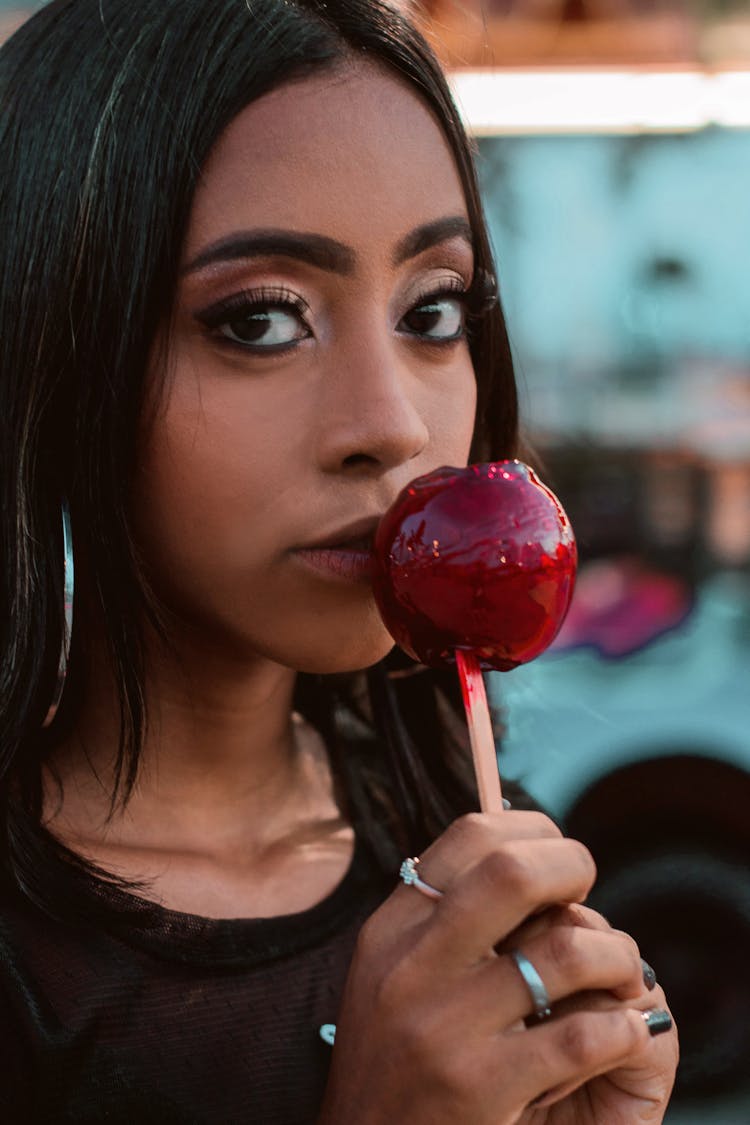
428,359 -> 478,466
132,374 -> 286,586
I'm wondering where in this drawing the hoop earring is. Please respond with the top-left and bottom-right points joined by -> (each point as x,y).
42,500 -> 74,729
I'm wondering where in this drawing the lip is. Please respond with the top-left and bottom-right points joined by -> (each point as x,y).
292,516 -> 382,582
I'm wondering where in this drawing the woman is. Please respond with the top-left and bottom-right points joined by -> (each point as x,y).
0,0 -> 677,1121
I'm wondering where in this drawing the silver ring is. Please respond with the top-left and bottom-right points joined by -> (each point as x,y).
510,949 -> 552,1023
399,857 -> 443,901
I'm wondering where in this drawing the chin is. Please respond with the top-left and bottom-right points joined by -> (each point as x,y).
288,616 -> 398,676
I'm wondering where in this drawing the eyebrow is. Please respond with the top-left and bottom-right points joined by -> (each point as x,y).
183,216 -> 473,276
392,216 -> 473,266
184,230 -> 356,276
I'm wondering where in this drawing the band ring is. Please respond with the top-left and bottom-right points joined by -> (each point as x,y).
510,949 -> 552,1023
399,857 -> 443,901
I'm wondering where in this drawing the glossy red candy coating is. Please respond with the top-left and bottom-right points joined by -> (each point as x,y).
373,461 -> 577,671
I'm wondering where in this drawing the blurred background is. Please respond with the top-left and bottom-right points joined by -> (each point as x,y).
2,0 -> 749,1118
407,1 -> 750,1120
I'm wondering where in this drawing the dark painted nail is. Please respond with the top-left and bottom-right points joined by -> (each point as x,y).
643,1008 -> 672,1037
641,958 -> 657,991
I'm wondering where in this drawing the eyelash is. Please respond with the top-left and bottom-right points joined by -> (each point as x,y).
195,276 -> 491,354
196,285 -> 310,338
403,278 -> 474,348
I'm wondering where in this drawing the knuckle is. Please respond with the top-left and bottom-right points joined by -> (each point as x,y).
524,810 -> 563,839
621,935 -> 646,983
607,932 -> 644,995
557,1014 -> 602,1068
480,846 -> 535,903
568,837 -> 597,887
546,925 -> 586,981
388,1002 -> 430,1061
433,1055 -> 479,1103
444,811 -> 491,851
615,929 -> 641,959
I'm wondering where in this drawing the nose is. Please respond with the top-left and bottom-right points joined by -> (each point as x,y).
315,338 -> 430,475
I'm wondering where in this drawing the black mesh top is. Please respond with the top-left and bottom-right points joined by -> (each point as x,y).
0,835 -> 394,1124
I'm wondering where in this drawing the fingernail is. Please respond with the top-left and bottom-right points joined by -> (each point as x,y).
502,797 -> 512,810
643,1008 -> 672,1037
641,958 -> 657,991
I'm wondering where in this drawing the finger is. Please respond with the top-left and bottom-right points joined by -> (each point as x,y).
517,926 -> 644,1007
495,1005 -> 674,1110
420,810 -> 564,887
502,902 -> 612,950
420,836 -> 597,963
525,997 -> 677,1110
499,901 -> 623,961
389,811 -> 568,933
500,905 -> 661,999
543,979 -> 670,1024
456,926 -> 644,1033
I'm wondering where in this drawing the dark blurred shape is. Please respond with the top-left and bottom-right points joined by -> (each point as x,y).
644,256 -> 693,284
543,448 -> 705,578
565,755 -> 750,1099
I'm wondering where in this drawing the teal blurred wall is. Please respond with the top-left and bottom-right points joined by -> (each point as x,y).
478,129 -> 750,444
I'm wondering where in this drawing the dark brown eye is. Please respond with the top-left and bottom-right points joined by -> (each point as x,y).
401,294 -> 465,340
220,305 -> 307,347
194,285 -> 313,351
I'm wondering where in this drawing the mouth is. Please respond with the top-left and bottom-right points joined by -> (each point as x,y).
292,517 -> 381,581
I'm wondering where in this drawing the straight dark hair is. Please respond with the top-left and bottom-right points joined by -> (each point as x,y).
0,0 -> 520,917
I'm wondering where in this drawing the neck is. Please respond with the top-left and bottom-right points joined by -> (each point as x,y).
43,619 -> 359,919
46,630 -> 340,858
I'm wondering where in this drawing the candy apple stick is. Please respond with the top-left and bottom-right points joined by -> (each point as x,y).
455,650 -> 504,813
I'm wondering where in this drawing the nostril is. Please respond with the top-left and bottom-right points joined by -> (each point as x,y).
342,452 -> 378,468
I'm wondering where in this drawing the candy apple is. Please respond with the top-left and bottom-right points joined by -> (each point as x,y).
373,460 -> 577,671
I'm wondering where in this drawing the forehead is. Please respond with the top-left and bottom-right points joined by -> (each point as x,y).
184,61 -> 470,263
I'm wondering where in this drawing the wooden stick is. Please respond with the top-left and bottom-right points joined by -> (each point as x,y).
455,649 -> 505,813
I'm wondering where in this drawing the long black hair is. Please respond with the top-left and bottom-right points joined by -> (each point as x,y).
0,0 -> 520,914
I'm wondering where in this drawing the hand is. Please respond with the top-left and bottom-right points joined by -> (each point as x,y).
318,812 -> 678,1125
506,904 -> 678,1124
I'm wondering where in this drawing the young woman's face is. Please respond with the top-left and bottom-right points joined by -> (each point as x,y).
134,62 -> 478,673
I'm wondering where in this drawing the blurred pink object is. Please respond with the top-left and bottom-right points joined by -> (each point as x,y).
552,557 -> 692,657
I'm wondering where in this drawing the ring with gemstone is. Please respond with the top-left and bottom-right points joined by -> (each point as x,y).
398,856 -> 443,901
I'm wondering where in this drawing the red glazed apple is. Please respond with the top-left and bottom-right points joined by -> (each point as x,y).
373,460 -> 577,671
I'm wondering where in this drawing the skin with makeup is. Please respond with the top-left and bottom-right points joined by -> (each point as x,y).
0,2 -> 677,1122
